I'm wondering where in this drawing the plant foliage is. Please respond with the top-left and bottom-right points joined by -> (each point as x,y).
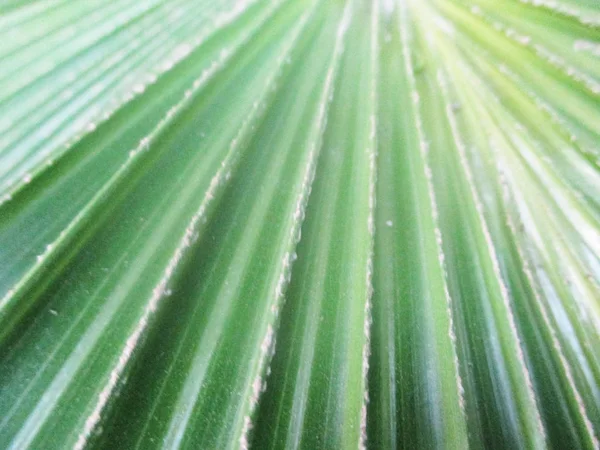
0,0 -> 599,448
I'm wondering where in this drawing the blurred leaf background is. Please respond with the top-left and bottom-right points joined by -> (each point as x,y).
0,0 -> 599,448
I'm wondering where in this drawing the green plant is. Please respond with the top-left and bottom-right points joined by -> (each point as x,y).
0,0 -> 599,448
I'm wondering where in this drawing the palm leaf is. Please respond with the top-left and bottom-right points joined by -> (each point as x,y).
0,0 -> 599,448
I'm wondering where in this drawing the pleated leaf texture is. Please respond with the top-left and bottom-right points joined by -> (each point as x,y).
1,0 -> 599,448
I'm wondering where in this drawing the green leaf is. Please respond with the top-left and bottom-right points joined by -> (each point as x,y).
1,0 -> 599,449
